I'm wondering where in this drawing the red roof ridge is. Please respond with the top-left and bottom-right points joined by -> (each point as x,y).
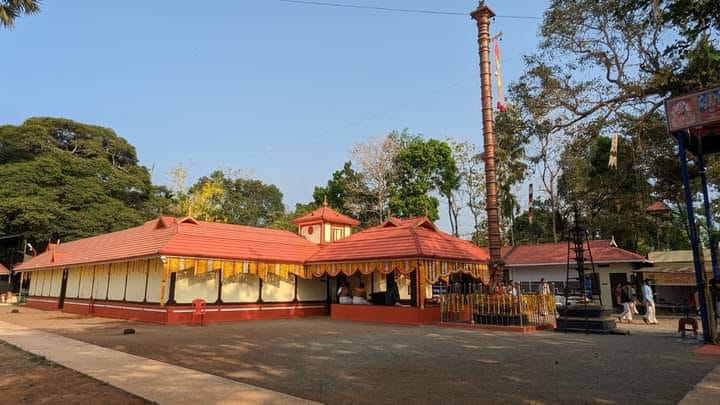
408,225 -> 425,257
291,205 -> 359,226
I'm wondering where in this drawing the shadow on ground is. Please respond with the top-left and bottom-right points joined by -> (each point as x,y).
1,308 -> 717,404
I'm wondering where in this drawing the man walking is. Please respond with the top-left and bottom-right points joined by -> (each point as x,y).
618,282 -> 634,322
641,279 -> 657,325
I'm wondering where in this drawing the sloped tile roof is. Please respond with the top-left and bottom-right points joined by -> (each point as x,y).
291,205 -> 360,226
306,217 -> 489,263
646,201 -> 670,214
502,240 -> 648,267
0,263 -> 10,275
15,217 -> 320,271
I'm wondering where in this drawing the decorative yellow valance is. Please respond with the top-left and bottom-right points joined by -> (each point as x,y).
306,258 -> 489,284
163,256 -> 308,281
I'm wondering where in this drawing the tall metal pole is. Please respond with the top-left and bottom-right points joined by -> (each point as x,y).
678,131 -> 711,343
471,2 -> 502,281
698,152 -> 720,280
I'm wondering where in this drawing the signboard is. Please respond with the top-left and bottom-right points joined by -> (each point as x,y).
644,271 -> 713,286
665,87 -> 720,132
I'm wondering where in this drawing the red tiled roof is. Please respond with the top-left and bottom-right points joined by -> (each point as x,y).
0,263 -> 10,275
292,205 -> 360,226
307,217 -> 489,263
646,201 -> 670,214
15,217 -> 320,271
502,240 -> 648,267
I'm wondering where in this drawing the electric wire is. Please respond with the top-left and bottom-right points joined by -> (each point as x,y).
279,0 -> 542,20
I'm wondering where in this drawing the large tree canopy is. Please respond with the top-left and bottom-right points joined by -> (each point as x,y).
0,117 -> 164,245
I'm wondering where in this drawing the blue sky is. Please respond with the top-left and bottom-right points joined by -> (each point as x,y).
3,0 -> 548,234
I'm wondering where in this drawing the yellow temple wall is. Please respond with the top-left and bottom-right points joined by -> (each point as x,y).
222,275 -> 260,303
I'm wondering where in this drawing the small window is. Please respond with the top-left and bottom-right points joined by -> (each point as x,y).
332,227 -> 344,241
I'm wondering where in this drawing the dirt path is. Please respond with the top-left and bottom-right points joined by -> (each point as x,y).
0,341 -> 149,405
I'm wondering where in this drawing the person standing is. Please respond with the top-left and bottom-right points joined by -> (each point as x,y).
539,278 -> 550,316
630,282 -> 640,315
614,283 -> 623,309
641,279 -> 657,325
619,282 -> 634,322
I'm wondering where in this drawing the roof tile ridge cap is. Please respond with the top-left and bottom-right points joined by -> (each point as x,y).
408,226 -> 425,257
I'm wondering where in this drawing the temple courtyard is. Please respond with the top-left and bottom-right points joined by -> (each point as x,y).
0,307 -> 718,404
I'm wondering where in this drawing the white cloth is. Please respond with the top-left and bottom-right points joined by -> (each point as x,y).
619,302 -> 633,321
339,296 -> 353,305
644,301 -> 657,324
352,296 -> 369,305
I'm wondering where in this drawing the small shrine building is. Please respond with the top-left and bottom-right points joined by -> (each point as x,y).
16,205 -> 489,325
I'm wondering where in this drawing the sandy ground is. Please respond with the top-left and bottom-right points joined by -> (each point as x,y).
0,341 -> 150,404
1,307 -> 718,405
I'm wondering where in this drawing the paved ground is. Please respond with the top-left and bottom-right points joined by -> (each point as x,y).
1,308 -> 719,404
0,320 -> 316,405
0,341 -> 149,404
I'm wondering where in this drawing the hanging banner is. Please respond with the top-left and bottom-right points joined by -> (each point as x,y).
493,36 -> 507,112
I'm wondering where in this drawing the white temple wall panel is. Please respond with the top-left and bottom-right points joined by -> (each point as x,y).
40,270 -> 51,296
297,276 -> 326,301
92,265 -> 110,300
48,269 -> 63,297
125,261 -> 148,302
145,259 -> 164,303
78,266 -> 94,299
28,273 -> 38,296
221,274 -> 260,303
65,268 -> 81,298
174,270 -> 218,304
107,263 -> 128,300
261,276 -> 295,302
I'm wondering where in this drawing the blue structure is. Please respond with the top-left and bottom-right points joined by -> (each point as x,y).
667,87 -> 720,344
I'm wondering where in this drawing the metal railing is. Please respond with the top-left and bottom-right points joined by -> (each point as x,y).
440,292 -> 556,327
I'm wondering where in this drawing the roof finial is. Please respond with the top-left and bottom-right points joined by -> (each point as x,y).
187,202 -> 193,218
323,195 -> 328,207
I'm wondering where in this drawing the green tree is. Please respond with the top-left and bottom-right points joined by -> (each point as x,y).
0,117 -> 161,245
187,170 -> 286,227
312,161 -> 377,227
450,140 -> 485,241
0,0 -> 39,29
389,138 -> 458,222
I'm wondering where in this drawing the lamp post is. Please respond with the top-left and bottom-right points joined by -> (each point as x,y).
471,2 -> 503,281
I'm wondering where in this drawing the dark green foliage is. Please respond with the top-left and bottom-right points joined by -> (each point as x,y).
189,170 -> 285,227
389,138 -> 458,221
312,161 -> 378,227
0,117 -> 163,246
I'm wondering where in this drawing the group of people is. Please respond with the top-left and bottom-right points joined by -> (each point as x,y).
337,281 -> 369,305
615,279 -> 657,324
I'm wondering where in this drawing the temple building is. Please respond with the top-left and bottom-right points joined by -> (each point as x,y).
15,205 -> 489,325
